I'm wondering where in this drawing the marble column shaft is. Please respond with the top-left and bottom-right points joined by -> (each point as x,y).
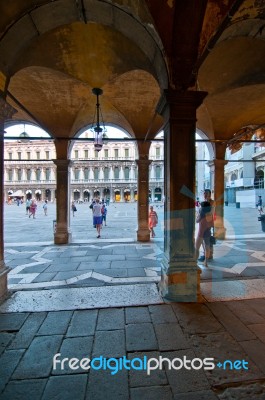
0,97 -> 17,300
157,89 -> 207,302
136,158 -> 151,241
53,159 -> 72,244
209,158 -> 228,240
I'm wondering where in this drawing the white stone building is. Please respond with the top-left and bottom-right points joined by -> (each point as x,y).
4,137 -> 164,203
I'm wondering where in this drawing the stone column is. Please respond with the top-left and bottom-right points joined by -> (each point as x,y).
209,157 -> 228,240
157,89 -> 207,302
53,159 -> 72,244
0,98 -> 17,300
136,141 -> 151,241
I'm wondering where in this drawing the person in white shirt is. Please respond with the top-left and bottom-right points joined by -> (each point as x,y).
93,198 -> 102,238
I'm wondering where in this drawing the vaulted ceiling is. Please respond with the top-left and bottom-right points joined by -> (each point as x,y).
0,0 -> 265,146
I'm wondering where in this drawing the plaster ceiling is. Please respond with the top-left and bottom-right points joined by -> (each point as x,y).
0,0 -> 265,146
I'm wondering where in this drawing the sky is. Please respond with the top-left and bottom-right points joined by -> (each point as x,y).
4,124 -> 133,140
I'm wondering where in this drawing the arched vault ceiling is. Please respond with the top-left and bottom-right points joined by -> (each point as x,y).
103,71 -> 162,139
198,37 -> 265,95
12,22 -> 156,87
7,22 -> 163,139
202,84 -> 265,138
9,67 -> 162,139
197,35 -> 265,138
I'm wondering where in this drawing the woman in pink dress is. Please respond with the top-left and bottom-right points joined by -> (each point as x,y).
149,206 -> 158,238
29,199 -> 37,219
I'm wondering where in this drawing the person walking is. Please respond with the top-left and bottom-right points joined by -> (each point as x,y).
25,198 -> 32,215
43,200 -> 48,216
257,195 -> 264,215
101,203 -> 107,226
29,199 -> 37,219
71,201 -> 77,217
195,201 -> 212,267
198,189 -> 215,261
93,198 -> 102,238
149,205 -> 158,238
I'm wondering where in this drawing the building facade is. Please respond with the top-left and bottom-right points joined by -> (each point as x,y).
198,139 -> 265,206
4,138 -> 164,204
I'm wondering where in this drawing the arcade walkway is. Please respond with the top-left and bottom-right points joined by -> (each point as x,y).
0,203 -> 265,399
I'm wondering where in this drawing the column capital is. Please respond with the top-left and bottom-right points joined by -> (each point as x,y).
0,97 -> 17,124
157,89 -> 207,120
53,159 -> 72,170
208,159 -> 228,169
136,159 -> 152,166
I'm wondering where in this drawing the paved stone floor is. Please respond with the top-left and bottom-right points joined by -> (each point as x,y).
1,202 -> 265,399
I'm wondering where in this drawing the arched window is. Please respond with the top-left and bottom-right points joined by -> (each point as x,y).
17,169 -> 22,181
27,169 -> 31,180
74,169 -> 80,180
45,168 -> 51,180
114,167 -> 119,179
104,167 -> 109,180
124,167 -> 129,180
231,173 -> 237,182
94,167 -> 99,181
84,168 -> 89,180
36,169 -> 41,181
155,165 -> 161,179
254,169 -> 264,188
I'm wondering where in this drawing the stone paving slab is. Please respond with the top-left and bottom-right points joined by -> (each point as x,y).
224,300 -> 265,324
42,374 -> 87,400
92,329 -> 125,358
87,366 -> 129,400
207,303 -> 256,341
12,335 -> 63,379
188,331 -> 264,386
97,308 -> 124,330
201,278 -> 265,301
164,349 -> 210,394
0,303 -> 264,398
130,385 -> 173,400
8,312 -> 47,349
37,311 -> 73,336
0,333 -> 14,355
0,379 -> 47,400
0,284 -> 163,312
66,310 -> 98,337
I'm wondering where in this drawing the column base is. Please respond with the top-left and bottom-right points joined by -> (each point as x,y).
54,229 -> 72,244
137,228 -> 151,242
0,265 -> 10,303
159,257 -> 201,302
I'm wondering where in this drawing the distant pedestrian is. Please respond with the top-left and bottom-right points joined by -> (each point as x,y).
93,198 -> 102,238
25,198 -> 32,215
149,206 -> 158,238
198,189 -> 215,261
195,201 -> 212,267
43,200 -> 48,216
257,196 -> 264,215
71,201 -> 77,217
29,199 -> 37,219
90,199 -> 96,227
101,203 -> 107,226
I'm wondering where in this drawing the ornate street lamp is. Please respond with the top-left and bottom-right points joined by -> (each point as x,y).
91,88 -> 107,152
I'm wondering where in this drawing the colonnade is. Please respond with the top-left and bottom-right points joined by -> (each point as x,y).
0,93 -> 228,303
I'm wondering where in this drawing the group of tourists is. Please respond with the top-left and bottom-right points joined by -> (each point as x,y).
25,198 -> 48,218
